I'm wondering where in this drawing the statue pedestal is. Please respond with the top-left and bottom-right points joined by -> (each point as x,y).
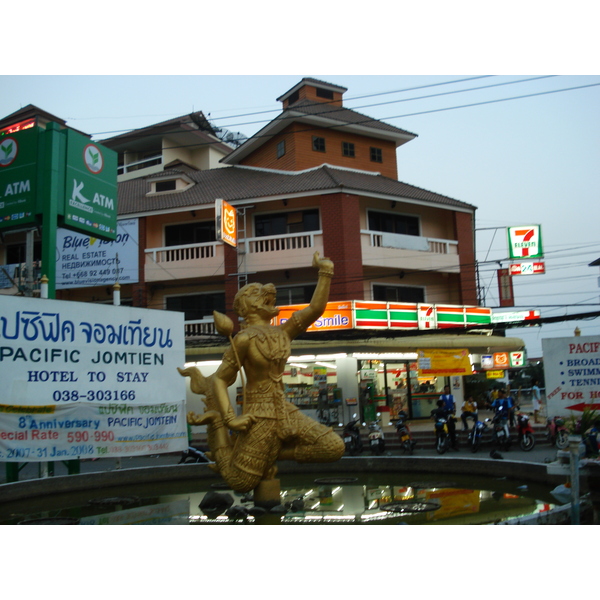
254,478 -> 281,510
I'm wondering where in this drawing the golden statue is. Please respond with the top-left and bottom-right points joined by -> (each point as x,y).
178,252 -> 345,496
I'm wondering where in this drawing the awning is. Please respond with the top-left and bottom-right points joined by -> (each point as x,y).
185,333 -> 524,361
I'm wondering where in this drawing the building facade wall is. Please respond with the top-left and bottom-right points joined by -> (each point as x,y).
320,192 -> 365,301
240,123 -> 398,178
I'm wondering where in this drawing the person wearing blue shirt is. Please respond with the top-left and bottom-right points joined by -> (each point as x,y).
491,388 -> 513,422
440,385 -> 455,413
439,385 -> 458,449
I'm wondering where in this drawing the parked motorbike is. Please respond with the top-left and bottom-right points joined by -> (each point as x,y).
516,411 -> 536,451
368,420 -> 386,455
178,446 -> 211,464
433,416 -> 451,455
466,419 -> 488,453
546,416 -> 569,449
490,411 -> 511,451
343,416 -> 363,456
395,411 -> 416,455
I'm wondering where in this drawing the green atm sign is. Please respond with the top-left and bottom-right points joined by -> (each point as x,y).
63,129 -> 117,238
0,127 -> 39,228
0,123 -> 117,241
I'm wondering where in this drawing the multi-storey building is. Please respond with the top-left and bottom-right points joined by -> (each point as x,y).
0,79 -> 524,422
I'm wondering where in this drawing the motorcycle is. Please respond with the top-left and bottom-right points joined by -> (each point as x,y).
466,419 -> 488,453
368,420 -> 386,455
178,446 -> 211,464
395,411 -> 416,455
490,410 -> 511,451
343,416 -> 363,456
516,411 -> 536,451
433,416 -> 451,455
546,416 -> 569,449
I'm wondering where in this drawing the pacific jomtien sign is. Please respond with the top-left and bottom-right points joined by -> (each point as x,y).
0,296 -> 187,461
543,335 -> 600,418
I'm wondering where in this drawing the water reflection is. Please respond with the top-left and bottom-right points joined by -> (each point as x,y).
3,474 -> 556,525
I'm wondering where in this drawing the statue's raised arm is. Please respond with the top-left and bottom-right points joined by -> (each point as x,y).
282,251 -> 334,339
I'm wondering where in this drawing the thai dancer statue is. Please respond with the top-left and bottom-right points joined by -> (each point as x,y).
178,252 -> 345,494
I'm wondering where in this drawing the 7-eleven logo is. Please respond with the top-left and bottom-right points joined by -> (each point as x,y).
418,304 -> 437,330
507,225 -> 543,259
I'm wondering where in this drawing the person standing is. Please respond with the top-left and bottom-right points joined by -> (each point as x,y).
439,385 -> 458,449
531,379 -> 543,424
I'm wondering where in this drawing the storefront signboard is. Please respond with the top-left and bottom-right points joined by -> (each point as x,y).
274,300 -> 353,331
0,295 -> 187,461
542,335 -> 600,418
354,301 -> 492,331
486,370 -> 505,379
417,348 -> 473,376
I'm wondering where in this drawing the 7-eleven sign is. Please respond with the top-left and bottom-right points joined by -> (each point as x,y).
507,225 -> 543,259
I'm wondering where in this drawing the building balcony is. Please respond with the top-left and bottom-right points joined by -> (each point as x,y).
361,230 -> 460,273
144,242 -> 224,282
242,231 -> 324,272
145,231 -> 323,283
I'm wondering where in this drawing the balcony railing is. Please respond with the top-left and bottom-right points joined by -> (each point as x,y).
245,231 -> 321,253
365,231 -> 458,254
184,319 -> 217,338
118,155 -> 163,175
145,242 -> 218,263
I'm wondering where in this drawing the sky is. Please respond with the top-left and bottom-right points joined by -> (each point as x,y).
2,4 -> 599,360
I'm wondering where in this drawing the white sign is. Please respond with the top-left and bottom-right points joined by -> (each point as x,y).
55,218 -> 139,289
542,335 -> 600,419
0,295 -> 187,460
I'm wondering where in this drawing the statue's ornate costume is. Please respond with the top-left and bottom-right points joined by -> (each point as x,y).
179,253 -> 345,494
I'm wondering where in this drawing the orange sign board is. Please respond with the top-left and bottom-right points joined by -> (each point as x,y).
215,198 -> 237,247
273,301 -> 353,332
493,352 -> 510,369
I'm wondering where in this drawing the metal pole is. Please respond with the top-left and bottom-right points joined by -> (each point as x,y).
569,435 -> 581,525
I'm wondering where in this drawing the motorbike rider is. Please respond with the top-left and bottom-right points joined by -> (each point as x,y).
431,398 -> 458,450
491,388 -> 513,426
460,395 -> 478,431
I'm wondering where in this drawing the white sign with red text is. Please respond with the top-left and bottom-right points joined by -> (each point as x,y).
542,335 -> 600,418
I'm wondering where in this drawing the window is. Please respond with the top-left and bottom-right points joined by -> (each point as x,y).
277,284 -> 317,305
255,209 -> 319,237
373,284 -> 424,304
342,142 -> 355,158
312,136 -> 326,152
155,180 -> 177,192
316,87 -> 334,100
165,221 -> 216,246
277,140 -> 286,159
370,147 -> 383,163
368,210 -> 420,237
6,241 -> 42,264
166,293 -> 225,321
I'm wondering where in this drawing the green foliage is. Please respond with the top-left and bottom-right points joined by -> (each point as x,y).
566,408 -> 599,435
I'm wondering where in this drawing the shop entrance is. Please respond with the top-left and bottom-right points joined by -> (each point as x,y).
359,360 -> 446,422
